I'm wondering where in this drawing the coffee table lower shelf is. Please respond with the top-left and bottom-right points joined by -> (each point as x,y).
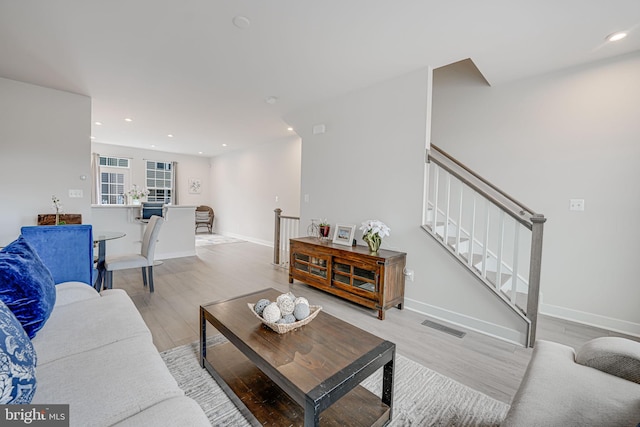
203,342 -> 391,427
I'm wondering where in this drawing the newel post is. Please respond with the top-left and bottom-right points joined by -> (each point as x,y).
274,208 -> 282,265
526,213 -> 546,347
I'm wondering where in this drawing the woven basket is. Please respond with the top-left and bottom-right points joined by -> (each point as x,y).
248,303 -> 322,334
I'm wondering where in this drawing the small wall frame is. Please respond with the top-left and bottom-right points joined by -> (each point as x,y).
188,178 -> 202,194
332,223 -> 356,246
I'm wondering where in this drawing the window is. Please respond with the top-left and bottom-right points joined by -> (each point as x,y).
99,157 -> 129,168
146,160 -> 173,203
99,156 -> 130,204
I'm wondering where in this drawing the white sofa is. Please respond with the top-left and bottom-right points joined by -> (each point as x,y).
31,282 -> 210,427
502,338 -> 640,426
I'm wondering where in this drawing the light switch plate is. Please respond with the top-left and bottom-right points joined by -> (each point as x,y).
569,199 -> 584,211
69,189 -> 83,198
312,124 -> 326,135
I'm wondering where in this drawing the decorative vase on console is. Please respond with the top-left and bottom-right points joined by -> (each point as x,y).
360,219 -> 390,254
318,220 -> 331,240
51,195 -> 63,225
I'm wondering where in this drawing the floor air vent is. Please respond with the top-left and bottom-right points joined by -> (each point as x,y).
421,319 -> 466,338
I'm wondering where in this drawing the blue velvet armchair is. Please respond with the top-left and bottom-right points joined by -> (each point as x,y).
20,225 -> 95,286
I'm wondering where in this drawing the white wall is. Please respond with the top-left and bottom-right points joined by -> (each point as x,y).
286,67 -> 528,343
92,142 -> 212,207
432,52 -> 640,336
91,205 -> 195,259
0,77 -> 91,246
210,136 -> 301,245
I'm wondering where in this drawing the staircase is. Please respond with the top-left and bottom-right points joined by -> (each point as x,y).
424,145 -> 546,347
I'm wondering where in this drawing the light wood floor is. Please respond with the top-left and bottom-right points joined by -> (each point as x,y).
112,240 -> 639,404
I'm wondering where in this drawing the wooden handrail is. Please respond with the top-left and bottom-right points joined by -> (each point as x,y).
428,144 -> 543,229
279,215 -> 300,220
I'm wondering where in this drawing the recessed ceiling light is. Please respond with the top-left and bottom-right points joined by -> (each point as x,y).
287,127 -> 293,131
607,32 -> 627,42
94,121 -> 102,126
167,134 -> 174,138
198,151 -> 203,154
222,144 -> 228,147
151,145 -> 156,148
124,118 -> 133,122
232,15 -> 251,29
265,96 -> 278,105
90,136 -> 95,140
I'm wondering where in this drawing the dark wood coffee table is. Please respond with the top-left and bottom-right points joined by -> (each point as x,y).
200,288 -> 395,426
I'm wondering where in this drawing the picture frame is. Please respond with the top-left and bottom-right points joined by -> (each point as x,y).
188,178 -> 201,194
332,223 -> 356,246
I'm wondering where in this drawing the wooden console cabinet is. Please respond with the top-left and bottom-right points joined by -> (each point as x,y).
288,237 -> 406,320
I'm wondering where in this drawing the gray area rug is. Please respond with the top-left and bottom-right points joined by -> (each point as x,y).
161,336 -> 509,426
195,234 -> 244,246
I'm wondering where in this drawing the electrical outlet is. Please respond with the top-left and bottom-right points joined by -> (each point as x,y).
69,189 -> 83,198
569,199 -> 585,211
404,268 -> 414,282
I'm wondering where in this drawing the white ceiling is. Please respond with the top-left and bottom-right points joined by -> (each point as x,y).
1,1 -> 639,157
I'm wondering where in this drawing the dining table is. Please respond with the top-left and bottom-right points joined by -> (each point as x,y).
94,231 -> 126,291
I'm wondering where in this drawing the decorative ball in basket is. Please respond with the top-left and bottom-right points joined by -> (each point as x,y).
249,292 -> 322,334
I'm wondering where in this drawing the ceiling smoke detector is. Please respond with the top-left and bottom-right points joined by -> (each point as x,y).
232,16 -> 251,29
265,96 -> 278,105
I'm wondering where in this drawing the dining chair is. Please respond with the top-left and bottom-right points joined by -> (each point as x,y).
195,205 -> 214,233
104,215 -> 164,292
141,202 -> 164,222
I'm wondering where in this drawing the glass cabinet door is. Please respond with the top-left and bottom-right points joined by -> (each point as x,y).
333,262 -> 351,285
332,259 -> 378,296
293,252 -> 328,280
293,253 -> 310,273
353,266 -> 377,292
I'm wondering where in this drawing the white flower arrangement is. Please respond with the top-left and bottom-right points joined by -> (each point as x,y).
360,220 -> 390,253
52,195 -> 64,225
51,195 -> 63,214
360,220 -> 390,238
127,185 -> 150,200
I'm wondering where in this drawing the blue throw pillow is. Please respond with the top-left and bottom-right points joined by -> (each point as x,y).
0,236 -> 56,339
0,299 -> 37,403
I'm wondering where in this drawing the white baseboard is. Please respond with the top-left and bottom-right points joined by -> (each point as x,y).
224,232 -> 273,248
157,249 -> 196,260
540,301 -> 640,339
405,297 -> 527,346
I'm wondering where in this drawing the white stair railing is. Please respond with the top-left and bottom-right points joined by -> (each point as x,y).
273,209 -> 300,267
423,145 -> 546,347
